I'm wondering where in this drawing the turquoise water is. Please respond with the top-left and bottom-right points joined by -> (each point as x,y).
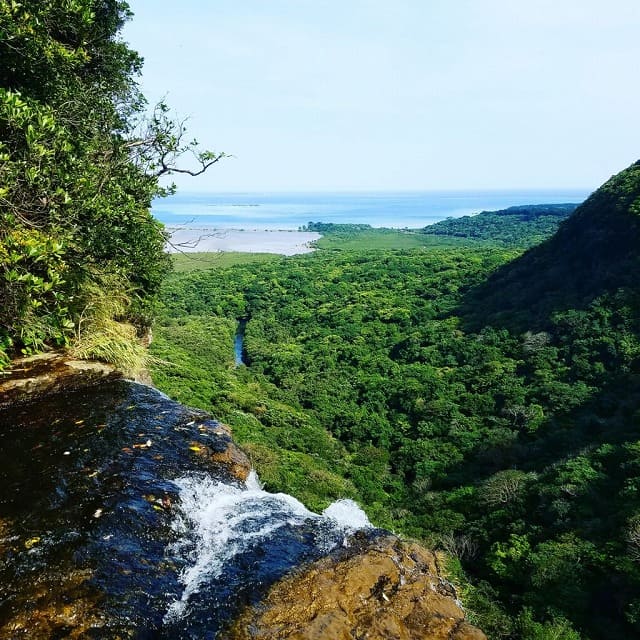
152,189 -> 591,230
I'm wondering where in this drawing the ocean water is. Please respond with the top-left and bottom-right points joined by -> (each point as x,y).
152,189 -> 590,230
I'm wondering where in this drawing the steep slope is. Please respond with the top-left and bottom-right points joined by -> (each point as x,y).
464,160 -> 640,331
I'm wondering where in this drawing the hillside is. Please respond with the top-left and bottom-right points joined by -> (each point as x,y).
421,203 -> 578,248
151,161 -> 640,639
464,160 -> 640,331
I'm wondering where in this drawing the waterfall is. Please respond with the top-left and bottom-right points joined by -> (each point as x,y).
164,470 -> 372,622
0,379 -> 375,638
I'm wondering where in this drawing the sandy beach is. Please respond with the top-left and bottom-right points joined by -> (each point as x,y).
166,227 -> 321,256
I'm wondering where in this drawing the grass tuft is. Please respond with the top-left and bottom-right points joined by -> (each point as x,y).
69,274 -> 150,377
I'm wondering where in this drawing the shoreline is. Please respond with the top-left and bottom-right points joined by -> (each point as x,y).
165,227 -> 321,256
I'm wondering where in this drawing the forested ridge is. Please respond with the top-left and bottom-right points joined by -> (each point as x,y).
420,203 -> 578,248
303,204 -> 578,252
465,161 -> 640,331
152,160 -> 640,639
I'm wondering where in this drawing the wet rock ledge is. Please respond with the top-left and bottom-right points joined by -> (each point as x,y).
0,354 -> 485,639
0,353 -> 121,407
230,533 -> 486,640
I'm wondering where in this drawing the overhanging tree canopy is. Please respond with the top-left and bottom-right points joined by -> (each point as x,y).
0,0 -> 222,366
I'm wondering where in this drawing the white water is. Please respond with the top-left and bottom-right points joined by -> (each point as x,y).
322,498 -> 373,529
164,471 -> 372,621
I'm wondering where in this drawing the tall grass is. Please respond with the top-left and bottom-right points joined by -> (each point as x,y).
70,275 -> 150,377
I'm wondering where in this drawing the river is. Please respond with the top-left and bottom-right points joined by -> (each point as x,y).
234,319 -> 246,367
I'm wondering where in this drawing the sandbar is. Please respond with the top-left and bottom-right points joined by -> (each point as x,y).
166,227 -> 321,256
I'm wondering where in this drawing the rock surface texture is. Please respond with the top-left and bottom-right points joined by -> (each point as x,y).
230,533 -> 486,640
0,352 -> 121,406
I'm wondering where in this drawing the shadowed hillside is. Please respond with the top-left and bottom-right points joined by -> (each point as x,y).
463,160 -> 640,331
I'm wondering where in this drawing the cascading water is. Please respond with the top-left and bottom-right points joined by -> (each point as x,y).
0,380 -> 374,639
163,470 -> 372,631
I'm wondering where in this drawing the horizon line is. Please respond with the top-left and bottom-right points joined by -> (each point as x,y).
158,186 -> 594,197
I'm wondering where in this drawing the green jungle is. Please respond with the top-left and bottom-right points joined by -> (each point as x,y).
149,165 -> 640,640
2,2 -> 640,639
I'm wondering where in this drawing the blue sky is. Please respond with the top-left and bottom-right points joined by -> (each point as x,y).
124,1 -> 640,192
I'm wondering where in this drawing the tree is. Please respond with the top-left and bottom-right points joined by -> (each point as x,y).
481,469 -> 532,508
0,0 -> 222,368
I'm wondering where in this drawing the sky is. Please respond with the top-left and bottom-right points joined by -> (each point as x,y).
124,1 -> 640,192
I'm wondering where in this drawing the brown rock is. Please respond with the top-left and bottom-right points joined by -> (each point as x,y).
0,353 -> 121,406
229,535 -> 486,640
0,568 -> 105,639
0,517 -> 12,559
189,438 -> 252,482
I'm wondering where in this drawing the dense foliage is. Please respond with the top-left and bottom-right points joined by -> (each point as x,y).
309,225 -> 475,250
421,203 -> 578,248
466,163 -> 640,331
152,162 -> 640,639
0,1 -> 219,369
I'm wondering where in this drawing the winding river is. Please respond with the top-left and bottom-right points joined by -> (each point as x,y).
234,319 -> 247,367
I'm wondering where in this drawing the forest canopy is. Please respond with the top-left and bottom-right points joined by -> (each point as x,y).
151,160 -> 640,640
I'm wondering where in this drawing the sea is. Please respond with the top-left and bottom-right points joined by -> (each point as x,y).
152,189 -> 591,230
